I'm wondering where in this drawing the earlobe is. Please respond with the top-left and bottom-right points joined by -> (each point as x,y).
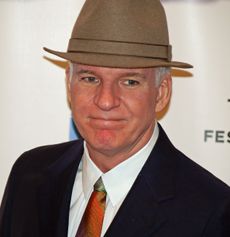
155,75 -> 172,113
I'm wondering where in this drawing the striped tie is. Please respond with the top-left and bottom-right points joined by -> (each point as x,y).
76,177 -> 106,237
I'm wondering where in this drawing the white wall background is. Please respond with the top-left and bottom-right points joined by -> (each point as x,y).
0,0 -> 229,200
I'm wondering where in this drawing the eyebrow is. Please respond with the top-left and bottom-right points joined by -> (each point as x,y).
121,72 -> 146,79
76,70 -> 146,78
76,69 -> 96,75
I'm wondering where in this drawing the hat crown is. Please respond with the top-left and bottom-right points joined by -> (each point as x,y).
72,0 -> 169,46
43,0 -> 192,68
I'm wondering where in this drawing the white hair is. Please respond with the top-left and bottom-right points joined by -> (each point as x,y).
68,61 -> 74,79
68,62 -> 170,87
155,67 -> 171,87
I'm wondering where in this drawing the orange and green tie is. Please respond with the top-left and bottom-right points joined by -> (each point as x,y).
76,177 -> 107,237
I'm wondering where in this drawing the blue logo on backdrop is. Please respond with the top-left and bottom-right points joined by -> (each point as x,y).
69,118 -> 82,140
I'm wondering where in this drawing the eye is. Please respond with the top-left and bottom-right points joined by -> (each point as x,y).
122,79 -> 140,87
81,76 -> 100,84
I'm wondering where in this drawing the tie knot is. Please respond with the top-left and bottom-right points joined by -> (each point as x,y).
94,177 -> 106,193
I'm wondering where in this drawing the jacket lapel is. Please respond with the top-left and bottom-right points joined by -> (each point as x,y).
105,125 -> 177,236
37,140 -> 84,237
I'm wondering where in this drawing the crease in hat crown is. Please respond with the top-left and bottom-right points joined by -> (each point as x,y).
44,0 -> 192,68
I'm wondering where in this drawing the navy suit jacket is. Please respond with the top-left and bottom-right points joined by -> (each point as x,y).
1,125 -> 230,236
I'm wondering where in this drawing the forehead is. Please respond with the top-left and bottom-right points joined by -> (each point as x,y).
73,63 -> 156,78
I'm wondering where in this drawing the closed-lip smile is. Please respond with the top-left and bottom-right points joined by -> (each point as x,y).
89,116 -> 127,129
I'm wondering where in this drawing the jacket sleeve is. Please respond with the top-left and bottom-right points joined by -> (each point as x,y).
203,198 -> 230,237
0,162 -> 18,237
0,151 -> 27,237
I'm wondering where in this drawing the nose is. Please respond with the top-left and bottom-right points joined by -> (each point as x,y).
94,83 -> 120,111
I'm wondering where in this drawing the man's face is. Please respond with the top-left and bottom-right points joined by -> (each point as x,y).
67,64 -> 171,166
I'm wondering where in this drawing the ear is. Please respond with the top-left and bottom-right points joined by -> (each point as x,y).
155,74 -> 172,113
65,65 -> 72,106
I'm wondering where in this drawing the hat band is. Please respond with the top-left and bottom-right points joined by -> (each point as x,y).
68,38 -> 172,61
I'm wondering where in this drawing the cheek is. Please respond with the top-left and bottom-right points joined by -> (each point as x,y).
125,92 -> 157,118
70,94 -> 90,135
70,86 -> 93,111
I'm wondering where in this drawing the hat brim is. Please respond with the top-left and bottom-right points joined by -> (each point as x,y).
43,47 -> 193,69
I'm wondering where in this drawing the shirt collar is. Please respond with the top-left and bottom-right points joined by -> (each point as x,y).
82,145 -> 102,200
82,123 -> 159,206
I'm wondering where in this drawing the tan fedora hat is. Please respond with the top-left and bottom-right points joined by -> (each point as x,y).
44,0 -> 192,68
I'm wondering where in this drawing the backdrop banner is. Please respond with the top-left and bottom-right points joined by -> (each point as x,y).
0,0 -> 229,200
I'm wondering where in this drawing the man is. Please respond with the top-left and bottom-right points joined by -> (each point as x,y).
0,0 -> 230,236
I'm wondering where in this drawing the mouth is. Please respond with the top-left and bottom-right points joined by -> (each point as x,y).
88,117 -> 127,129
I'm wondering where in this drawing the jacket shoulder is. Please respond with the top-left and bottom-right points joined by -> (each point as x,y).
176,149 -> 230,198
157,125 -> 230,199
0,140 -> 83,236
13,140 -> 83,173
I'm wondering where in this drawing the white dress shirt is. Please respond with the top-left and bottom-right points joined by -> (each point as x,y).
68,124 -> 159,237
